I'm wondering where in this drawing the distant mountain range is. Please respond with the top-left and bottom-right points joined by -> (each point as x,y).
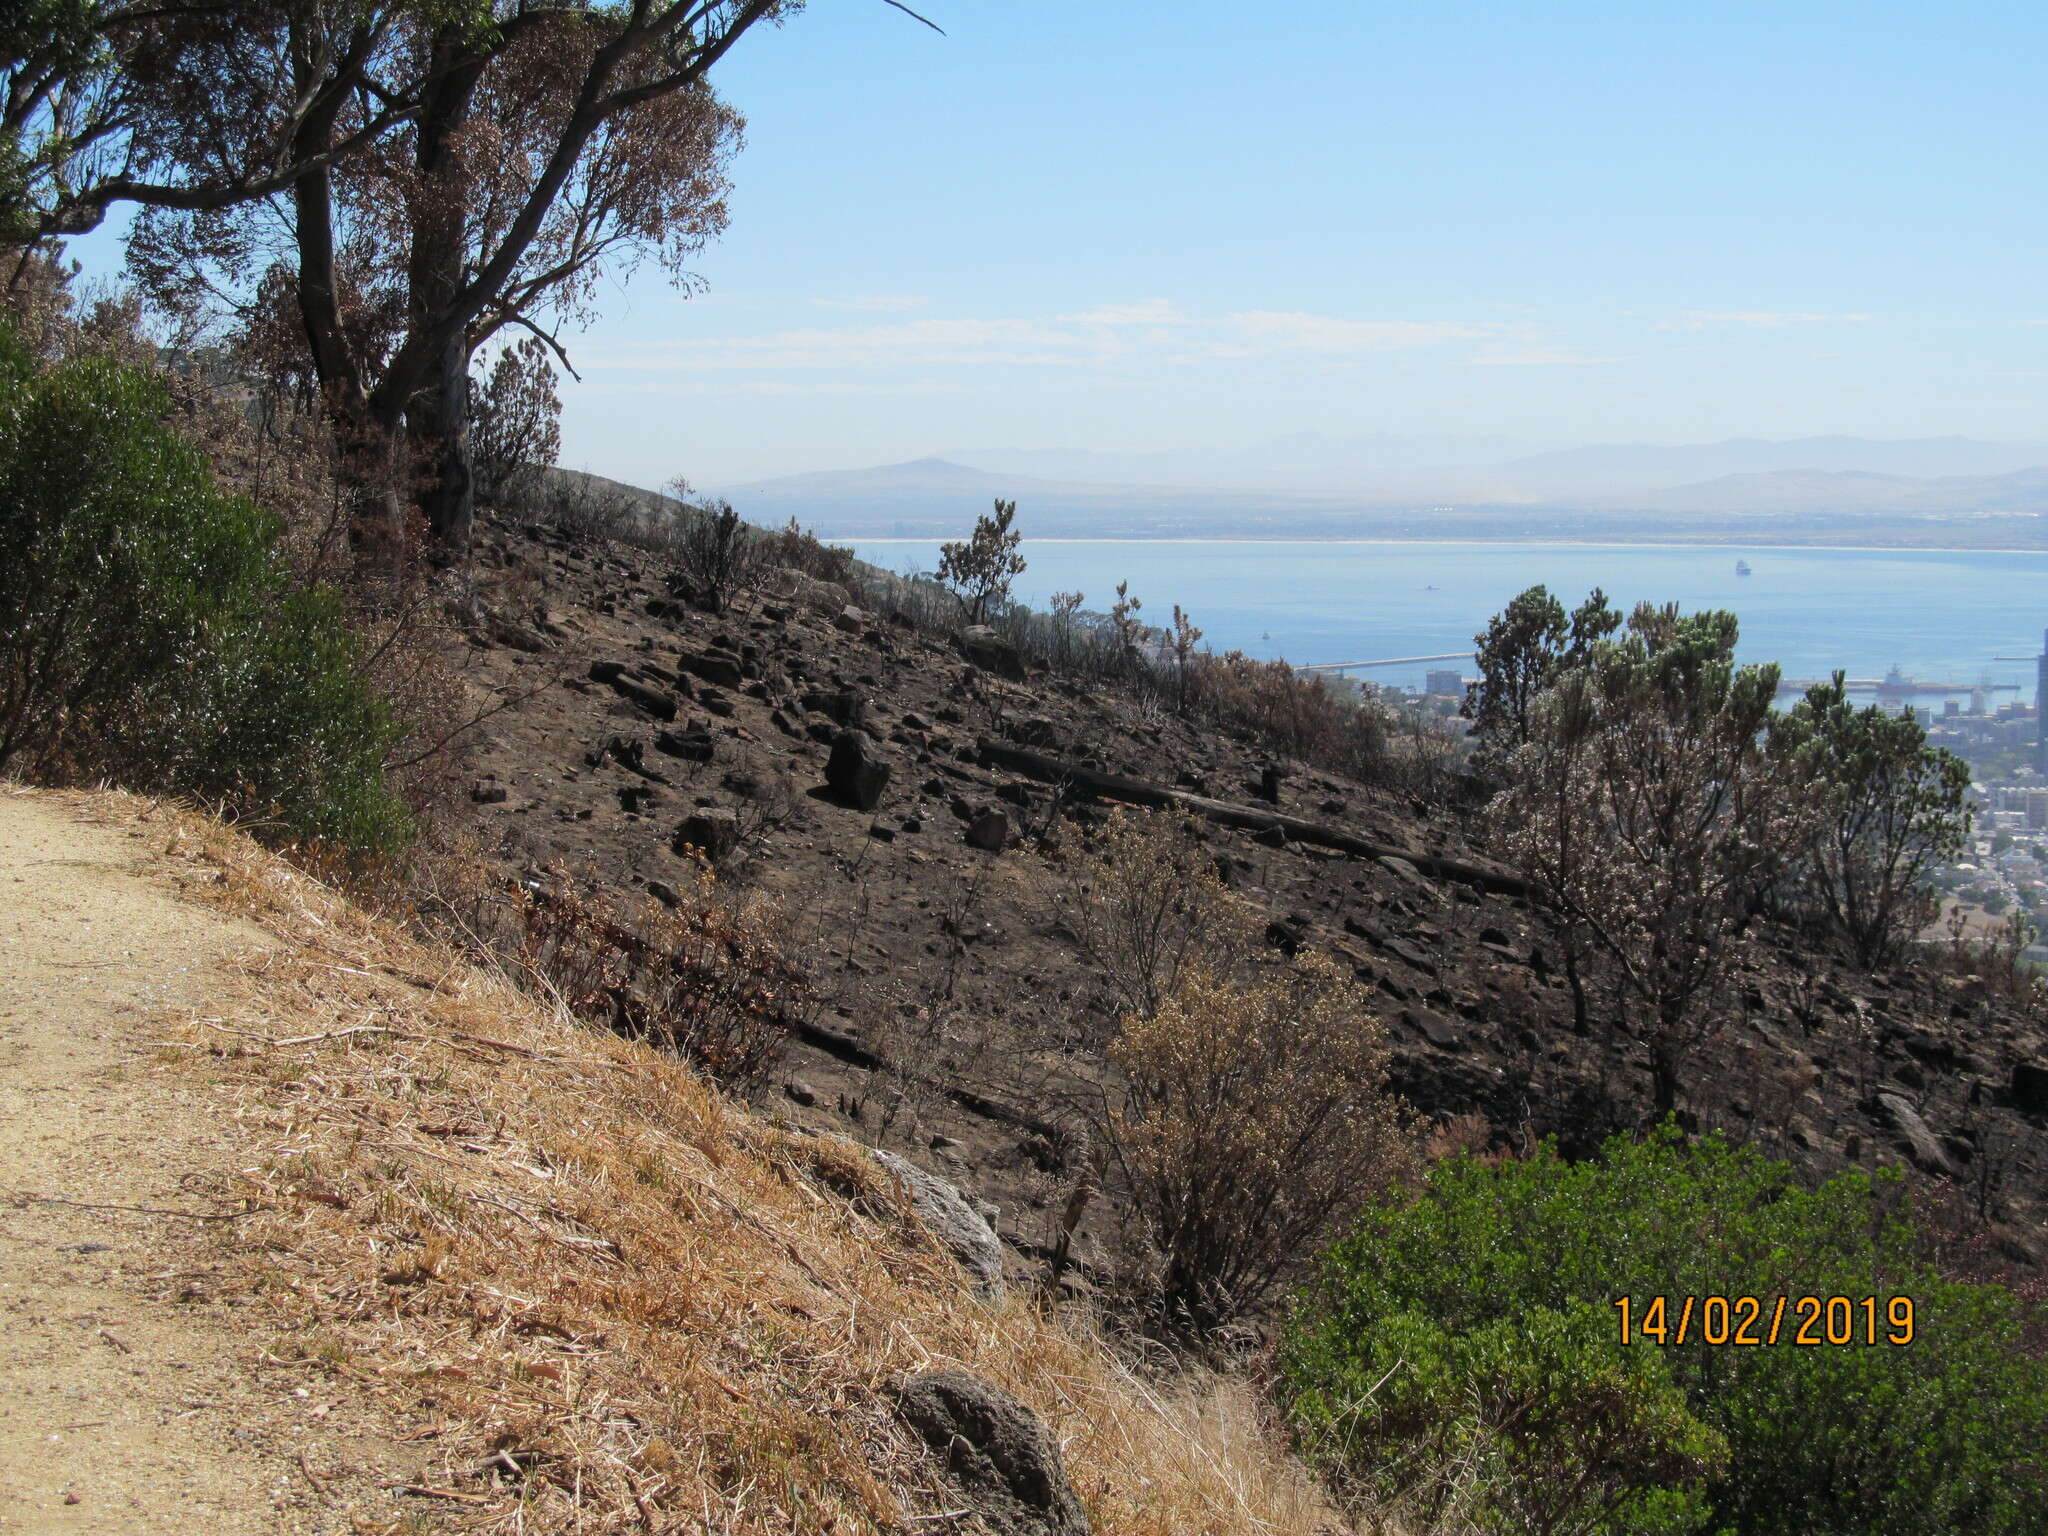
936,433 -> 2048,501
1586,465 -> 2048,517
706,438 -> 2048,548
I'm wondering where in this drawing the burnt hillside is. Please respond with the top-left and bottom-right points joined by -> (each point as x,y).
448,512 -> 2048,1287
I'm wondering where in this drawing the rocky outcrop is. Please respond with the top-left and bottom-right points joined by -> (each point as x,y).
674,808 -> 741,862
962,625 -> 1028,682
825,729 -> 891,811
1874,1092 -> 1955,1177
765,566 -> 852,616
891,1371 -> 1089,1536
967,808 -> 1010,852
874,1151 -> 1003,1294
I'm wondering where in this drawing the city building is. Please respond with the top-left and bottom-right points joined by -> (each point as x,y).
1425,669 -> 1467,699
2038,629 -> 2048,774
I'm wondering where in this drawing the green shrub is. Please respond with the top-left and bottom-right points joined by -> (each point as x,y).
0,326 -> 407,854
1280,1130 -> 2048,1536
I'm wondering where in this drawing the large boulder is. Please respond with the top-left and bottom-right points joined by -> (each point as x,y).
966,808 -> 1011,852
825,729 -> 891,811
961,625 -> 1027,682
891,1371 -> 1089,1536
800,688 -> 869,729
1874,1092 -> 1955,1177
873,1150 -> 1003,1294
587,660 -> 677,721
678,649 -> 747,690
674,808 -> 741,862
765,566 -> 853,616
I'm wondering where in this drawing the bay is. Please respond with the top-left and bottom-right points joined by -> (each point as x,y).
845,540 -> 2048,705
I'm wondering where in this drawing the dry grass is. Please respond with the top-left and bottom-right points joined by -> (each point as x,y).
88,791 -> 1353,1535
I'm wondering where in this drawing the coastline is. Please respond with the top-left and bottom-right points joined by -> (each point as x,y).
842,536 -> 2048,557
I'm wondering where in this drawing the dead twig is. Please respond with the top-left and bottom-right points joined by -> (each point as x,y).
17,1193 -> 251,1222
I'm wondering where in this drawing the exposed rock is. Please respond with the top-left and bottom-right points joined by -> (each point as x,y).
765,566 -> 852,615
833,605 -> 871,634
675,808 -> 742,861
873,1151 -> 1004,1294
1380,936 -> 1438,976
1404,1007 -> 1463,1050
801,688 -> 868,729
961,625 -> 1028,682
1874,1092 -> 1955,1177
2011,1062 -> 2048,1116
587,660 -> 678,721
618,782 -> 667,814
891,1371 -> 1089,1536
653,726 -> 716,763
966,809 -> 1010,852
679,651 -> 753,692
826,730 -> 891,811
1008,716 -> 1062,750
1377,855 -> 1436,894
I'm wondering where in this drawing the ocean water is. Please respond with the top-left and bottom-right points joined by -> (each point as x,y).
845,540 -> 2048,705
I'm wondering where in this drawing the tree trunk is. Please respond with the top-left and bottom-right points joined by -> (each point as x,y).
411,340 -> 475,557
1650,1038 -> 1682,1120
977,739 -> 1532,896
399,30 -> 487,562
286,23 -> 399,568
1564,945 -> 1590,1036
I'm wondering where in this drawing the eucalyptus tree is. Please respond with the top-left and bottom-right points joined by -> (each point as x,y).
15,1 -> 941,557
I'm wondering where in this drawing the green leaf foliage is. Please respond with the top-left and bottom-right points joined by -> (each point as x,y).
1773,673 -> 1973,965
1280,1130 -> 2048,1536
0,326 -> 408,855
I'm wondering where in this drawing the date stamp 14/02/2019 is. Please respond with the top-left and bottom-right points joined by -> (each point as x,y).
1615,1295 -> 1915,1347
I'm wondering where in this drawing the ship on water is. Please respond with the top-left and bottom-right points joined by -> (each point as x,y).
1735,559 -> 1753,576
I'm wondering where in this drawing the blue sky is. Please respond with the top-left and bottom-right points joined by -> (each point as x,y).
74,1 -> 2048,488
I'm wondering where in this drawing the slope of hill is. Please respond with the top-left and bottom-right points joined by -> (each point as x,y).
450,512 -> 2048,1284
0,786 -> 1344,1534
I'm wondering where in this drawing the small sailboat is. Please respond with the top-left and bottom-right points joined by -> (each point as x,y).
1735,559 -> 1753,576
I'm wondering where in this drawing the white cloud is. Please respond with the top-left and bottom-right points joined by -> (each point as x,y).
1655,310 -> 1873,332
1464,345 -> 1635,367
809,294 -> 927,312
1221,310 -> 1509,353
589,303 -> 1549,373
1060,299 -> 1188,325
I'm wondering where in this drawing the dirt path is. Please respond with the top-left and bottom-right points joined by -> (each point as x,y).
0,791 -> 428,1534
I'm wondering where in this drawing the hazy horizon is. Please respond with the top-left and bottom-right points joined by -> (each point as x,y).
58,3 -> 2048,495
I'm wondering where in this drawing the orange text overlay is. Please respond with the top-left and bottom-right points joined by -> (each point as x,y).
1614,1295 -> 1915,1347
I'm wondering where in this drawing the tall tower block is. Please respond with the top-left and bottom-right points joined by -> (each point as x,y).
2039,629 -> 2048,774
